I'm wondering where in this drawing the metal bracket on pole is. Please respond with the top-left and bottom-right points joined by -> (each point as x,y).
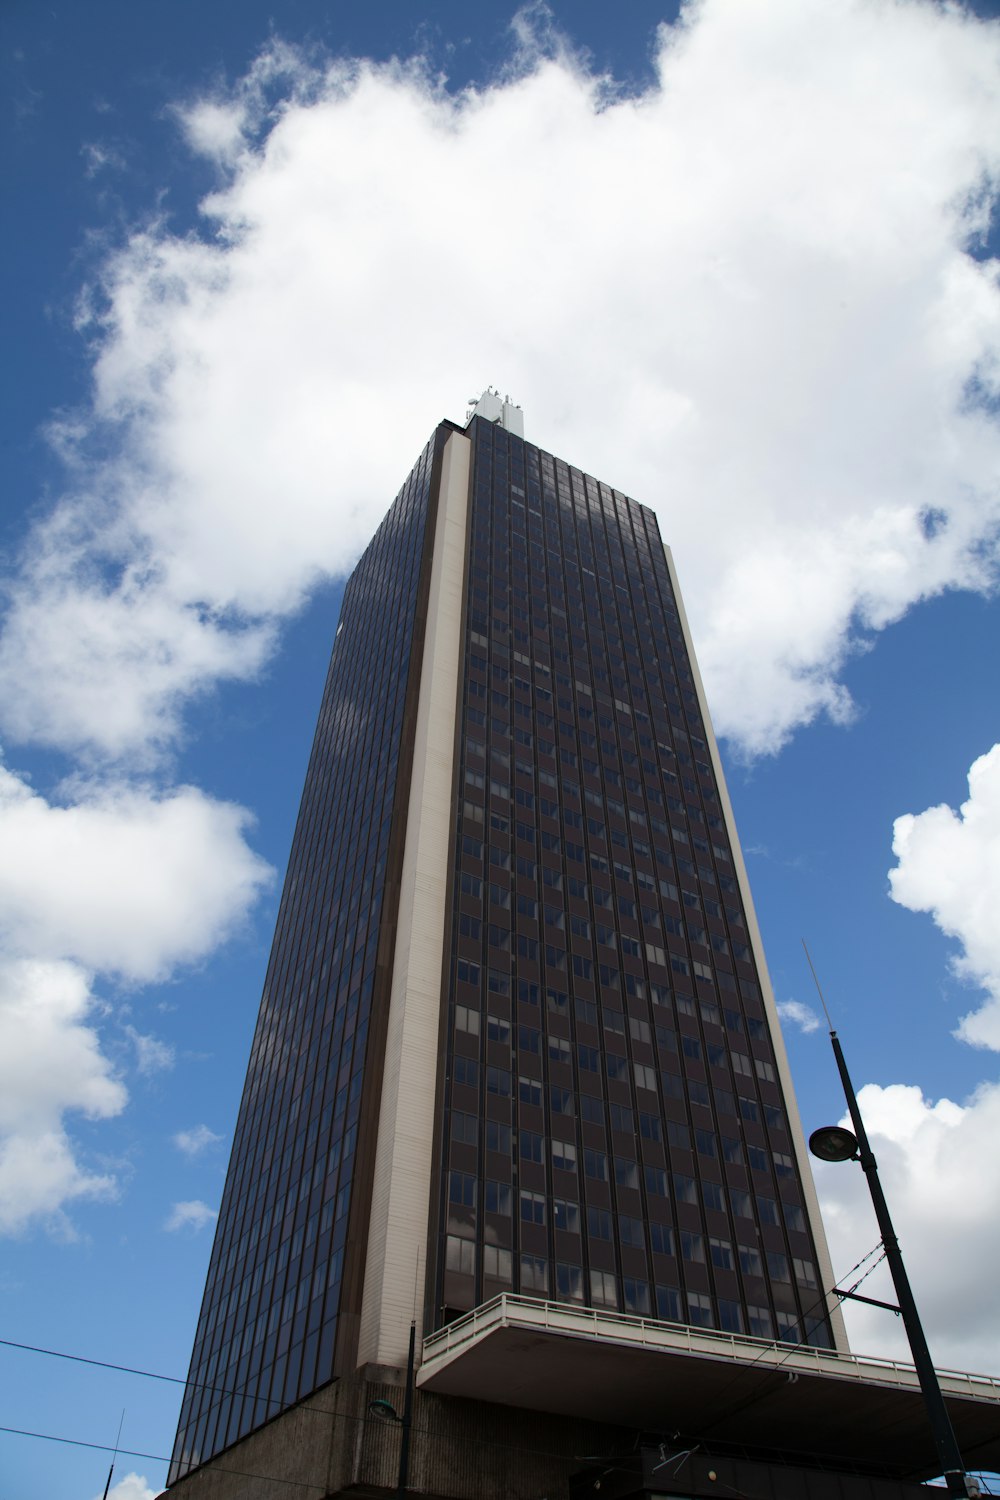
834,1288 -> 902,1316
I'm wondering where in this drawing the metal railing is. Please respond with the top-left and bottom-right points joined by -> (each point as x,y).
420,1294 -> 1000,1402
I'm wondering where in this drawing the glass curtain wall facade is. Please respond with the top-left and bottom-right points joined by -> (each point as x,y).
170,427 -> 454,1482
170,408 -> 838,1487
431,417 -> 835,1349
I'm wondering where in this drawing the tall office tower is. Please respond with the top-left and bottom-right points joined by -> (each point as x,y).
168,400 -> 998,1500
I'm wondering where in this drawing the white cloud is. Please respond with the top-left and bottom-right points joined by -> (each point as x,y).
125,1025 -> 175,1076
889,744 -> 1000,1049
174,38 -> 310,165
814,1079 -> 1000,1375
93,1472 -> 158,1500
0,960 -> 126,1236
0,0 -> 998,759
777,998 -> 821,1034
180,101 -> 246,162
0,759 -> 271,1234
173,1123 -> 223,1156
165,1199 -> 218,1233
0,761 -> 273,982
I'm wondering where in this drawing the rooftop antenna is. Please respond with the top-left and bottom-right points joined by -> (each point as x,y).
801,938 -> 834,1032
101,1409 -> 125,1500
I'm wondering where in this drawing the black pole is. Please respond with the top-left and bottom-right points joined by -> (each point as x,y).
829,1031 -> 969,1497
396,1320 -> 416,1499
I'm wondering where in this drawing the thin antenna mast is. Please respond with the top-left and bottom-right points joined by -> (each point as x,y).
802,938 -> 835,1032
101,1409 -> 125,1500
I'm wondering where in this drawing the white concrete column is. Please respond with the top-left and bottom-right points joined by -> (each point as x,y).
357,430 -> 471,1368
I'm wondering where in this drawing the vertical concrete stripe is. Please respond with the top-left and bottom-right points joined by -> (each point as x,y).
357,430 -> 471,1369
662,544 -> 850,1355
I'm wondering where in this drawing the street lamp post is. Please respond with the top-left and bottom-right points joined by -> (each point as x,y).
810,1029 -> 972,1498
367,1320 -> 416,1498
396,1319 -> 415,1500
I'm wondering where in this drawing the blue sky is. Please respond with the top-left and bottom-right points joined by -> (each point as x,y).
3,2 -> 1000,1496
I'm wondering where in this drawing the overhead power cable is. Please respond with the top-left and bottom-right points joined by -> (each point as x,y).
682,1241 -> 886,1423
0,1423 -> 324,1491
0,1334 -> 611,1464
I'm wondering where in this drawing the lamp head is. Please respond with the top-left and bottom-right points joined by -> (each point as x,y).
809,1125 -> 859,1163
368,1398 -> 399,1421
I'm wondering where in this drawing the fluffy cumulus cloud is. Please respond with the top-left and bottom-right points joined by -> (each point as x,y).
0,760 -> 271,1234
165,1199 -> 218,1233
0,763 -> 272,982
1,0 -> 999,763
0,960 -> 126,1235
814,1079 -> 1000,1375
93,1472 -> 158,1500
889,745 -> 1000,1049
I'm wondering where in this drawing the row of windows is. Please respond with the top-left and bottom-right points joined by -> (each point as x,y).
454,1047 -> 773,1107
469,915 -> 741,962
458,990 -> 769,1056
451,1106 -> 792,1177
443,1232 -> 817,1342
447,1143 -> 804,1223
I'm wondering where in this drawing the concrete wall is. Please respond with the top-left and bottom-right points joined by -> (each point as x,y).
164,1364 -> 632,1500
164,1366 -> 947,1500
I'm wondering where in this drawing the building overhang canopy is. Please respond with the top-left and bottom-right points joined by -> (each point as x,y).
418,1296 -> 1000,1479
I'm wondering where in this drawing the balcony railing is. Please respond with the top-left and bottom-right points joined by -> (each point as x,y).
420,1293 -> 1000,1403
